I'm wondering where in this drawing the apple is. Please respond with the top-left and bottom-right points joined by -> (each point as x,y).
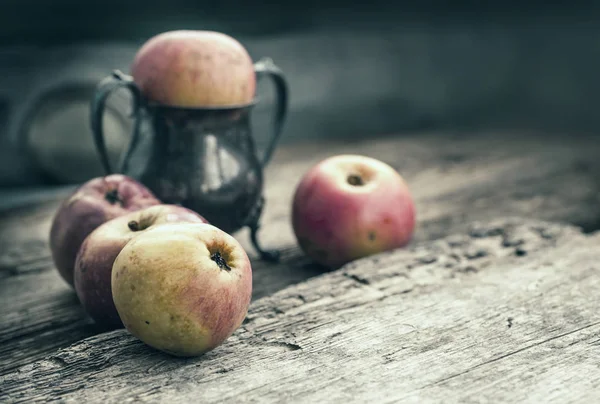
111,222 -> 252,357
73,204 -> 208,330
131,30 -> 256,108
292,154 -> 416,269
49,174 -> 160,287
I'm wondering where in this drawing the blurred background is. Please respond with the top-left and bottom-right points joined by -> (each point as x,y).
2,1 -> 600,208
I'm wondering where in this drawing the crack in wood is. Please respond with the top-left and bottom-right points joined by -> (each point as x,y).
265,341 -> 303,351
343,273 -> 370,285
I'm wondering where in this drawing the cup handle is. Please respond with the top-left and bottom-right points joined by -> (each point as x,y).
90,69 -> 143,175
254,58 -> 289,167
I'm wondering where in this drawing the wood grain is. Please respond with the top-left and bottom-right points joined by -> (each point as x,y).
1,130 -> 600,377
2,218 -> 599,403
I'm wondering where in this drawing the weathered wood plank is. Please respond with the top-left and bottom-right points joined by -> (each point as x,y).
2,130 -> 600,376
2,218 -> 599,403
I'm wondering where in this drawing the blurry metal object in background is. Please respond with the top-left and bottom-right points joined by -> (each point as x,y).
0,44 -> 136,186
89,58 -> 289,260
23,83 -> 132,184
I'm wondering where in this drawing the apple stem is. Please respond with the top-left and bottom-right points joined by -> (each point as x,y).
211,252 -> 232,272
128,220 -> 140,231
347,174 -> 364,186
105,189 -> 123,205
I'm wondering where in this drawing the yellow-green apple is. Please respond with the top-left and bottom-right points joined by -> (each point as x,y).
49,174 -> 160,287
74,204 -> 208,330
292,154 -> 416,269
111,222 -> 252,357
131,30 -> 256,107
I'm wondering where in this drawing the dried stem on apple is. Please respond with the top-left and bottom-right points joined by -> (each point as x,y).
211,252 -> 232,271
347,174 -> 364,186
104,189 -> 123,205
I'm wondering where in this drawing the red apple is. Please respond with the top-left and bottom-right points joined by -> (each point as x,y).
49,174 -> 160,286
292,154 -> 416,269
111,222 -> 252,357
74,204 -> 208,330
131,30 -> 256,107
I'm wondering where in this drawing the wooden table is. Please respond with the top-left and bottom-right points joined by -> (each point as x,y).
2,131 -> 600,403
